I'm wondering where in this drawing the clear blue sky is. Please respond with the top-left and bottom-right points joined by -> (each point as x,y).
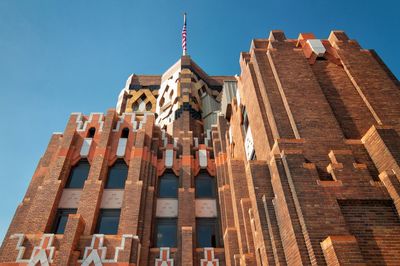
0,0 -> 399,242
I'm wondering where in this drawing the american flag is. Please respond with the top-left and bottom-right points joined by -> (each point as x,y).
182,13 -> 187,55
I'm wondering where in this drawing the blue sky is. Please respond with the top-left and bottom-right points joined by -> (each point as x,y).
0,0 -> 399,242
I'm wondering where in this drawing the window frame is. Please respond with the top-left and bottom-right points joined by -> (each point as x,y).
87,127 -> 96,138
105,159 -> 128,189
195,172 -> 216,198
121,127 -> 129,138
95,209 -> 121,235
51,208 -> 77,234
154,218 -> 178,247
157,172 -> 179,198
196,218 -> 221,248
65,160 -> 90,189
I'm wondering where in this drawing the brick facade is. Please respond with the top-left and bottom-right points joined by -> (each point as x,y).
1,30 -> 399,265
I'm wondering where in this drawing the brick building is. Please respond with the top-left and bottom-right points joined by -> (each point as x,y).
1,30 -> 400,265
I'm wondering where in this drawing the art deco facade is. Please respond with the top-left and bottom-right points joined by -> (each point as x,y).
1,30 -> 400,265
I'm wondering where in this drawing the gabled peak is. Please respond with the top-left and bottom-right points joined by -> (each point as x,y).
161,55 -> 227,88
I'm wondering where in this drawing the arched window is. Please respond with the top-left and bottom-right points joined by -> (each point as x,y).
158,172 -> 178,198
65,160 -> 90,188
146,102 -> 152,111
105,160 -> 128,189
87,127 -> 96,138
121,127 -> 129,139
195,172 -> 216,198
132,102 -> 139,111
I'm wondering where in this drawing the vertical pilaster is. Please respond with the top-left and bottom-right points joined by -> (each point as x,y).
77,109 -> 116,235
24,114 -> 80,233
119,129 -> 146,235
320,236 -> 365,265
182,226 -> 193,266
178,133 -> 195,265
54,214 -> 85,265
0,133 -> 62,258
227,159 -> 255,264
362,125 -> 400,176
329,31 -> 400,131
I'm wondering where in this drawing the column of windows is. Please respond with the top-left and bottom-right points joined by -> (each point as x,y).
95,159 -> 128,234
51,160 -> 90,234
51,128 -> 130,235
195,172 -> 220,248
154,172 -> 178,247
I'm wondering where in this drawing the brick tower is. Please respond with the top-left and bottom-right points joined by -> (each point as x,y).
1,30 -> 400,265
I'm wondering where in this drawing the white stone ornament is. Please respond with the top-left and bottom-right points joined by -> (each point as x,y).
156,199 -> 179,217
229,127 -> 233,144
58,189 -> 82,208
74,112 -> 104,132
200,247 -> 219,266
199,149 -> 208,168
155,247 -> 174,266
244,127 -> 255,160
80,234 -> 135,265
195,199 -> 217,217
100,189 -> 124,209
116,138 -> 128,157
307,39 -> 326,57
80,138 -> 92,157
10,233 -> 55,265
165,149 -> 174,168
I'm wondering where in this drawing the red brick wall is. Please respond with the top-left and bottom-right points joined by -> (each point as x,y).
1,30 -> 400,265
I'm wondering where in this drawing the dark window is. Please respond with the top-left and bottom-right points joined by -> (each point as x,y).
242,108 -> 249,133
257,248 -> 264,266
195,172 -> 216,198
158,172 -> 178,198
121,128 -> 129,138
95,209 -> 121,234
65,160 -> 90,188
87,127 -> 96,138
159,96 -> 165,107
105,160 -> 128,189
146,102 -> 152,111
154,218 -> 177,247
250,150 -> 256,161
196,218 -> 219,247
132,102 -> 139,111
200,86 -> 207,96
317,167 -> 335,181
51,208 -> 77,234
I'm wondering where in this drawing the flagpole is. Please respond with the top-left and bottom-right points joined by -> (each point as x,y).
182,13 -> 187,56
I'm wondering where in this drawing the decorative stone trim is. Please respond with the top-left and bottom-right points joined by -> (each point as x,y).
155,247 -> 174,266
112,113 -> 138,132
200,247 -> 219,266
199,149 -> 208,168
73,112 -> 105,132
11,233 -> 55,266
80,138 -> 93,157
80,234 -> 135,265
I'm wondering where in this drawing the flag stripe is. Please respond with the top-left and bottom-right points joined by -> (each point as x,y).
182,16 -> 187,53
